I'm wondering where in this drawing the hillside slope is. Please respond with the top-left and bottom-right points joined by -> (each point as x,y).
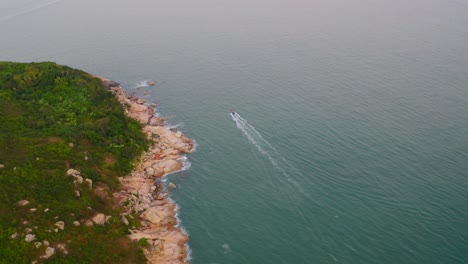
0,62 -> 149,263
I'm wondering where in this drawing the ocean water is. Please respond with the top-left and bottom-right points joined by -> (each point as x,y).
1,0 -> 467,263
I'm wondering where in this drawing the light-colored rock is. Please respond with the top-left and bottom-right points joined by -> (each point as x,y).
145,167 -> 154,177
121,215 -> 129,226
25,228 -> 32,234
85,178 -> 93,189
69,143 -> 74,148
0,164 -> 4,169
66,169 -> 80,177
84,220 -> 94,227
102,80 -> 194,263
73,175 -> 83,184
148,116 -> 163,126
43,240 -> 50,246
75,190 -> 80,197
57,243 -> 68,254
150,103 -> 157,107
105,215 -> 112,222
25,234 -> 36,242
147,80 -> 156,86
34,242 -> 42,248
168,182 -> 177,189
10,233 -> 17,239
153,167 -> 165,177
92,213 -> 106,225
162,160 -> 182,174
41,247 -> 55,259
17,200 -> 30,206
73,221 -> 80,226
30,208 -> 37,212
160,148 -> 178,158
55,221 -> 65,230
44,208 -> 49,212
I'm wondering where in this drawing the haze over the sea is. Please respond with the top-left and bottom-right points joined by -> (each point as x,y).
1,0 -> 467,263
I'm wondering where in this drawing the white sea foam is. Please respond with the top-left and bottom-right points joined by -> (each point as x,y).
140,91 -> 193,262
165,198 -> 192,262
178,156 -> 192,171
136,80 -> 154,88
221,243 -> 232,254
165,123 -> 182,130
185,242 -> 193,262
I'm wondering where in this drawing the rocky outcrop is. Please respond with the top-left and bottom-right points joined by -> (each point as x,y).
100,77 -> 120,89
98,77 -> 194,264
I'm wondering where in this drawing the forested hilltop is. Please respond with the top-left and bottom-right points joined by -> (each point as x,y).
0,62 -> 149,263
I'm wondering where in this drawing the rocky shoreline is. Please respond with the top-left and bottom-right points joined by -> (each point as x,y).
99,77 -> 194,263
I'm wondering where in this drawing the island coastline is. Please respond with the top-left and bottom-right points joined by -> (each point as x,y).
98,77 -> 194,263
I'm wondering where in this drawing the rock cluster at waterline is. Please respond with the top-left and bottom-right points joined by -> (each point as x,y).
99,77 -> 194,263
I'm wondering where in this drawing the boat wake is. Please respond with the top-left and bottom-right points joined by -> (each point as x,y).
0,0 -> 63,22
231,112 -> 305,194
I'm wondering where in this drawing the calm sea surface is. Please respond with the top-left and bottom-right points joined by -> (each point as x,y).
1,0 -> 467,263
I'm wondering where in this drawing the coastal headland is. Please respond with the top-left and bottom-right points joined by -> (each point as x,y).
98,77 -> 195,263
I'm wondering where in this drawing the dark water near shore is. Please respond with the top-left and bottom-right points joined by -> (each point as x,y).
1,0 -> 468,263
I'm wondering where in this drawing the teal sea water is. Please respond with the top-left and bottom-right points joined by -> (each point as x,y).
1,0 -> 467,263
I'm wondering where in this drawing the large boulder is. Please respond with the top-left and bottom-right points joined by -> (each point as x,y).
153,160 -> 182,175
140,207 -> 162,225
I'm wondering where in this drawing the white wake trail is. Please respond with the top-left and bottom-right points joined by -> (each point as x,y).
0,0 -> 63,22
236,115 -> 280,154
232,113 -> 278,166
231,113 -> 305,194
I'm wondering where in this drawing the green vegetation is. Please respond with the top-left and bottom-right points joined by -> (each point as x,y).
0,62 -> 149,263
